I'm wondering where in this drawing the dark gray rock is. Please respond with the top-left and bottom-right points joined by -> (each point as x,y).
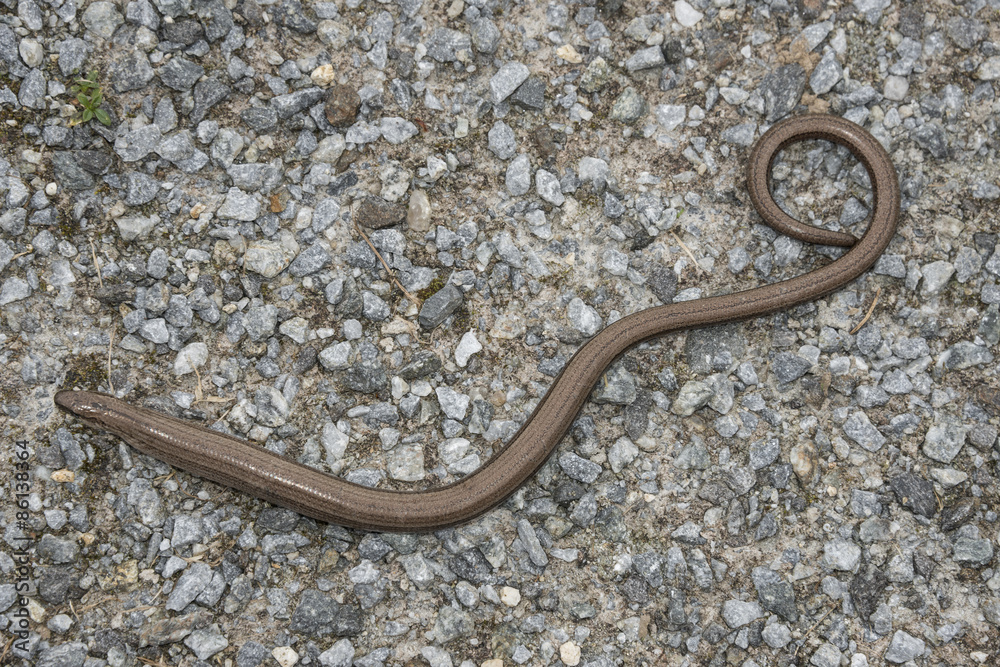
340,365 -> 387,394
398,351 -> 442,380
850,563 -> 888,623
236,641 -> 267,667
647,266 -> 677,304
56,37 -> 90,77
37,534 -> 80,564
272,87 -> 326,119
890,472 -> 937,517
160,56 -> 205,91
289,243 -> 331,277
771,352 -> 812,383
201,0 -> 234,40
52,152 -> 95,190
426,28 -> 470,62
760,64 -> 806,121
512,77 -> 546,110
190,78 -> 231,123
418,284 -> 463,329
355,196 -> 405,229
911,122 -> 949,159
0,25 -> 29,78
752,566 -> 797,621
289,589 -> 363,636
471,18 -> 500,54
684,324 -> 745,374
109,51 -> 155,93
240,107 -> 278,132
940,500 -> 975,532
160,19 -> 204,44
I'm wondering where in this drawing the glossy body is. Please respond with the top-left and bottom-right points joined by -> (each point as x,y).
56,114 -> 901,532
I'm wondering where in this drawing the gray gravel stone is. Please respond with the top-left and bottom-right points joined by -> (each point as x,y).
939,340 -> 994,370
762,623 -> 791,649
884,630 -> 924,663
535,169 -> 564,206
810,51 -> 842,94
749,437 -> 780,470
760,64 -> 806,120
110,51 -> 155,92
823,539 -> 861,571
890,472 -> 937,517
160,56 -> 205,91
83,1 -> 123,39
319,639 -> 356,667
166,562 -> 213,611
191,78 -> 231,123
381,117 -> 417,144
810,643 -> 841,667
721,600 -> 764,628
289,589 -> 362,637
922,415 -> 967,463
772,352 -> 812,383
488,121 -> 516,160
920,260 -> 954,295
217,188 -> 260,221
559,452 -> 601,483
517,519 -> 549,567
427,28 -> 471,62
56,38 -> 90,77
273,0 -> 317,33
655,104 -> 686,132
511,77 -> 545,110
0,25 -> 29,78
752,566 -> 797,621
35,643 -> 88,667
610,87 -> 647,123
17,69 -> 46,109
912,122 -> 949,159
506,154 -> 532,195
490,62 -> 530,103
471,18 -> 500,54
626,46 -> 665,71
952,536 -> 994,566
722,122 -> 757,146
418,284 -> 463,329
843,411 -> 886,452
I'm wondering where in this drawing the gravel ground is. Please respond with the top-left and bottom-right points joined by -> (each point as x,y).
3,0 -> 1000,665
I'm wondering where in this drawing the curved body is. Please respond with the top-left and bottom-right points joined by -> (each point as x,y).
55,114 -> 900,532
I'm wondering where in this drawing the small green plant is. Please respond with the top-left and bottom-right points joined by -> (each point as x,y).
71,69 -> 111,126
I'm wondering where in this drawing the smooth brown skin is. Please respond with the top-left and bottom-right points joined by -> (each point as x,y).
55,114 -> 900,532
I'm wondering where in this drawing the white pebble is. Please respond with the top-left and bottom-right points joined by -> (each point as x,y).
500,586 -> 521,607
454,331 -> 482,367
673,0 -> 704,27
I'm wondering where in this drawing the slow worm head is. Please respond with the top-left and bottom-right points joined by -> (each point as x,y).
56,114 -> 900,532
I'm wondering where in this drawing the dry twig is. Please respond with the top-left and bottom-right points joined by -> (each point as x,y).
793,603 -> 838,656
106,323 -> 116,394
671,231 -> 706,276
353,219 -> 421,305
849,286 -> 882,334
89,238 -> 104,288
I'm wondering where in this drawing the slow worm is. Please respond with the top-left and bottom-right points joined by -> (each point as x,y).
56,114 -> 900,532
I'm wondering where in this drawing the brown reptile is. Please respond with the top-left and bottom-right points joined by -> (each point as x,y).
56,114 -> 901,532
